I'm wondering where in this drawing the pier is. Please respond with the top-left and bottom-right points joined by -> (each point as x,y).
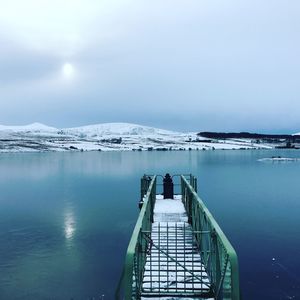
116,174 -> 240,300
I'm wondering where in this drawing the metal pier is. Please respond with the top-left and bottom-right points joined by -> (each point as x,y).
142,196 -> 212,298
116,174 -> 240,300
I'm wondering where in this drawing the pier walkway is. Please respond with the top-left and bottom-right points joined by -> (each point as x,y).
142,196 -> 211,298
116,174 -> 240,300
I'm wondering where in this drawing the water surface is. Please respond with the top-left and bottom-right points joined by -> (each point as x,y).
0,150 -> 300,299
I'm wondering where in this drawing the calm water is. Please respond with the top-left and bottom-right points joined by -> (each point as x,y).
0,150 -> 300,299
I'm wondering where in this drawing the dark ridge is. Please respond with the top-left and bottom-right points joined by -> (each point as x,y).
198,132 -> 300,139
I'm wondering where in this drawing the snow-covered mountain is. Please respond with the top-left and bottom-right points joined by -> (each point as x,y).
0,122 -> 57,133
63,123 -> 181,138
0,122 -> 272,152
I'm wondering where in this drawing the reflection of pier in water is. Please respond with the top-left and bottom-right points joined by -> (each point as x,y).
117,174 -> 240,300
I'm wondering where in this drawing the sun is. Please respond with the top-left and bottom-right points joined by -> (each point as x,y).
62,63 -> 74,78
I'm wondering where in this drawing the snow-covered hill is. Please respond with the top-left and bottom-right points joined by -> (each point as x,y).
0,122 -> 273,152
0,122 -> 57,133
63,123 -> 181,138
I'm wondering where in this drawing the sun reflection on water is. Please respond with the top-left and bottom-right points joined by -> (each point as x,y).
64,208 -> 76,240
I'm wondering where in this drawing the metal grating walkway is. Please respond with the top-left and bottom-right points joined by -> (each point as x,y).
116,174 -> 240,300
141,196 -> 213,299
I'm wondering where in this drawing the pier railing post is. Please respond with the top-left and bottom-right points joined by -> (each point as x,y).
180,175 -> 240,300
121,175 -> 157,300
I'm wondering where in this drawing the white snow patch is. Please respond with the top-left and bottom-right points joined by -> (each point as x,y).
154,198 -> 185,214
258,157 -> 300,162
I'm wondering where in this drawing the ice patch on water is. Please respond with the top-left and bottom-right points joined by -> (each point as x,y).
258,157 -> 300,162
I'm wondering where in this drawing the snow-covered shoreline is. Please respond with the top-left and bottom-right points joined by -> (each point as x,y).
0,122 -> 289,153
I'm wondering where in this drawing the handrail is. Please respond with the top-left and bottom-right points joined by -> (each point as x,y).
117,174 -> 240,300
117,175 -> 156,299
181,175 -> 240,300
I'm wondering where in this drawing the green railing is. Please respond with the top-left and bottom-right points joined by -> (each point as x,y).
181,175 -> 240,300
117,174 -> 240,300
118,175 -> 157,299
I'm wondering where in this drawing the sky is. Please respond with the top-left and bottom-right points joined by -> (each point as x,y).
0,0 -> 299,132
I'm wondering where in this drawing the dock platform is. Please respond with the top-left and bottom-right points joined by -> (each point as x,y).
142,196 -> 212,298
116,174 -> 240,300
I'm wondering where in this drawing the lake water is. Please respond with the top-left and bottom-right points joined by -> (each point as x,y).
0,150 -> 300,299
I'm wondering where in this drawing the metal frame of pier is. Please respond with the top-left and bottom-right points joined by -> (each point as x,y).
116,174 -> 240,300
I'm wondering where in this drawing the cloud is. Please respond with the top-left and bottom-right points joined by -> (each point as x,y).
0,37 -> 59,83
0,0 -> 132,56
0,0 -> 300,132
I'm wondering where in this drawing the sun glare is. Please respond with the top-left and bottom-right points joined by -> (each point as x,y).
62,63 -> 74,78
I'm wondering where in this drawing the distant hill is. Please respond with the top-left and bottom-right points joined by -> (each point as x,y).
0,122 -> 180,137
62,122 -> 181,137
198,132 -> 300,139
0,122 -> 299,152
0,122 -> 57,132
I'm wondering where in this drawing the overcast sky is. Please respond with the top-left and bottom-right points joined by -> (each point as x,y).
0,0 -> 299,132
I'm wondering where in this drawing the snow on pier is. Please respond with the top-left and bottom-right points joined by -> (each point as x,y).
141,196 -> 213,299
